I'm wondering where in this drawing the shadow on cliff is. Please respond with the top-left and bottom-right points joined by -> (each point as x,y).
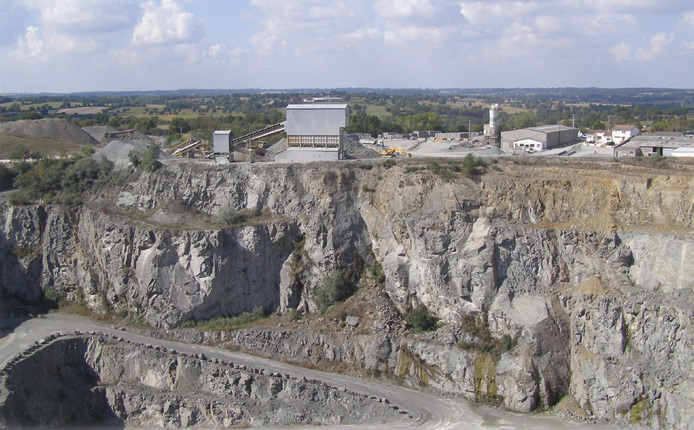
0,338 -> 124,429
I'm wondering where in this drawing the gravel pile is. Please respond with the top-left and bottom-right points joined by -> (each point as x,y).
0,118 -> 99,145
476,147 -> 504,156
102,129 -> 153,144
93,140 -> 173,168
343,133 -> 379,159
82,126 -> 118,144
265,138 -> 287,157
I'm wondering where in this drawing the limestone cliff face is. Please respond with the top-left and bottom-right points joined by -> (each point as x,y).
1,159 -> 693,427
1,335 -> 396,428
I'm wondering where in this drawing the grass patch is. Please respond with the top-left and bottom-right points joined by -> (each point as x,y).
458,313 -> 518,356
426,154 -> 482,182
382,159 -> 397,169
219,206 -> 261,226
287,309 -> 302,321
395,345 -> 439,386
177,307 -> 268,331
629,398 -> 652,424
11,245 -> 42,259
289,237 -> 309,284
474,353 -> 500,404
369,261 -> 386,289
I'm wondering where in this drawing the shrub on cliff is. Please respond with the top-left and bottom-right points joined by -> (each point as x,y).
128,145 -> 161,172
458,313 -> 518,355
404,305 -> 438,332
427,154 -> 483,181
314,269 -> 356,313
219,206 -> 260,226
0,164 -> 16,190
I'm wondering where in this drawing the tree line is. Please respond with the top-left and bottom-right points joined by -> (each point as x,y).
1,90 -> 693,140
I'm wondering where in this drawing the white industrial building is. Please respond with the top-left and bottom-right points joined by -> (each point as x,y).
613,134 -> 694,158
612,125 -> 640,144
275,103 -> 349,162
501,125 -> 578,151
213,130 -> 232,162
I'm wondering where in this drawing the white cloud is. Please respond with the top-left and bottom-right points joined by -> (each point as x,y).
634,32 -> 674,61
249,0 -> 367,55
131,0 -> 205,46
12,24 -> 105,60
14,26 -> 43,58
21,0 -> 139,33
341,28 -> 382,44
459,1 -> 542,25
681,10 -> 694,32
9,0 -> 138,59
583,14 -> 639,35
610,33 -> 675,64
383,25 -> 458,45
610,42 -> 632,65
582,0 -> 693,13
373,0 -> 437,19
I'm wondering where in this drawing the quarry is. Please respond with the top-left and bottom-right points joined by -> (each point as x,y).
1,149 -> 693,428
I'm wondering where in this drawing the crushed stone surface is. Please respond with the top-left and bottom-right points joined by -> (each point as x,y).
0,118 -> 98,145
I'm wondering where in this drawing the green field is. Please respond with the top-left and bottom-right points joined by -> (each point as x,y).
365,104 -> 390,119
0,101 -> 70,111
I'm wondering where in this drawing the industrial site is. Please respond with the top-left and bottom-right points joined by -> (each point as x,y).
1,88 -> 694,430
121,97 -> 694,166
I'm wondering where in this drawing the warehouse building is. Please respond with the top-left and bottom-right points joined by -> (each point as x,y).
613,134 -> 694,158
276,103 -> 349,162
501,125 -> 578,151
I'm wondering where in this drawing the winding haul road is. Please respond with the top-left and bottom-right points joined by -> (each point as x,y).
0,313 -> 620,430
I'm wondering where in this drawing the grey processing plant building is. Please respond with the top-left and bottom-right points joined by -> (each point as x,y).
501,125 -> 578,151
275,103 -> 349,162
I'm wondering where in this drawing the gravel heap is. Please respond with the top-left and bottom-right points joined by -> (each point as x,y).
265,138 -> 287,157
93,140 -> 173,169
0,118 -> 99,145
82,126 -> 118,144
102,129 -> 153,144
343,134 -> 379,159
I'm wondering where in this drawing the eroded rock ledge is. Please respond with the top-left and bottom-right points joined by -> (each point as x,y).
0,333 -> 401,428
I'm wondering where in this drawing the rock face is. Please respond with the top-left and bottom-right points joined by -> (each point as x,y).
0,336 -> 397,428
1,159 -> 694,427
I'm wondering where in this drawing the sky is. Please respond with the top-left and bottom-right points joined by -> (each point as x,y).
1,0 -> 694,93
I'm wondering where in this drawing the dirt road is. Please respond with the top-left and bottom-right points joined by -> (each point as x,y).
0,313 -> 624,429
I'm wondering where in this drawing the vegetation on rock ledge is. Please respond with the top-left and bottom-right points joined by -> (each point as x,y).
9,149 -> 114,206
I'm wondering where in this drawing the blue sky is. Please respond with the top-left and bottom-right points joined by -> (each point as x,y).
1,0 -> 693,93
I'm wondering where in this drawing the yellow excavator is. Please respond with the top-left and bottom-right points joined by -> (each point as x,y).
378,147 -> 411,158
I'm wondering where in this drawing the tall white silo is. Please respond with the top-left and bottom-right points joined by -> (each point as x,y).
490,104 -> 499,136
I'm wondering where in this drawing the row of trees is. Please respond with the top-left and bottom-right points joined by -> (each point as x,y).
2,91 -> 693,139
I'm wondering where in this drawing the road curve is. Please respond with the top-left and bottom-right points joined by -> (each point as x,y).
1,313 -> 619,430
